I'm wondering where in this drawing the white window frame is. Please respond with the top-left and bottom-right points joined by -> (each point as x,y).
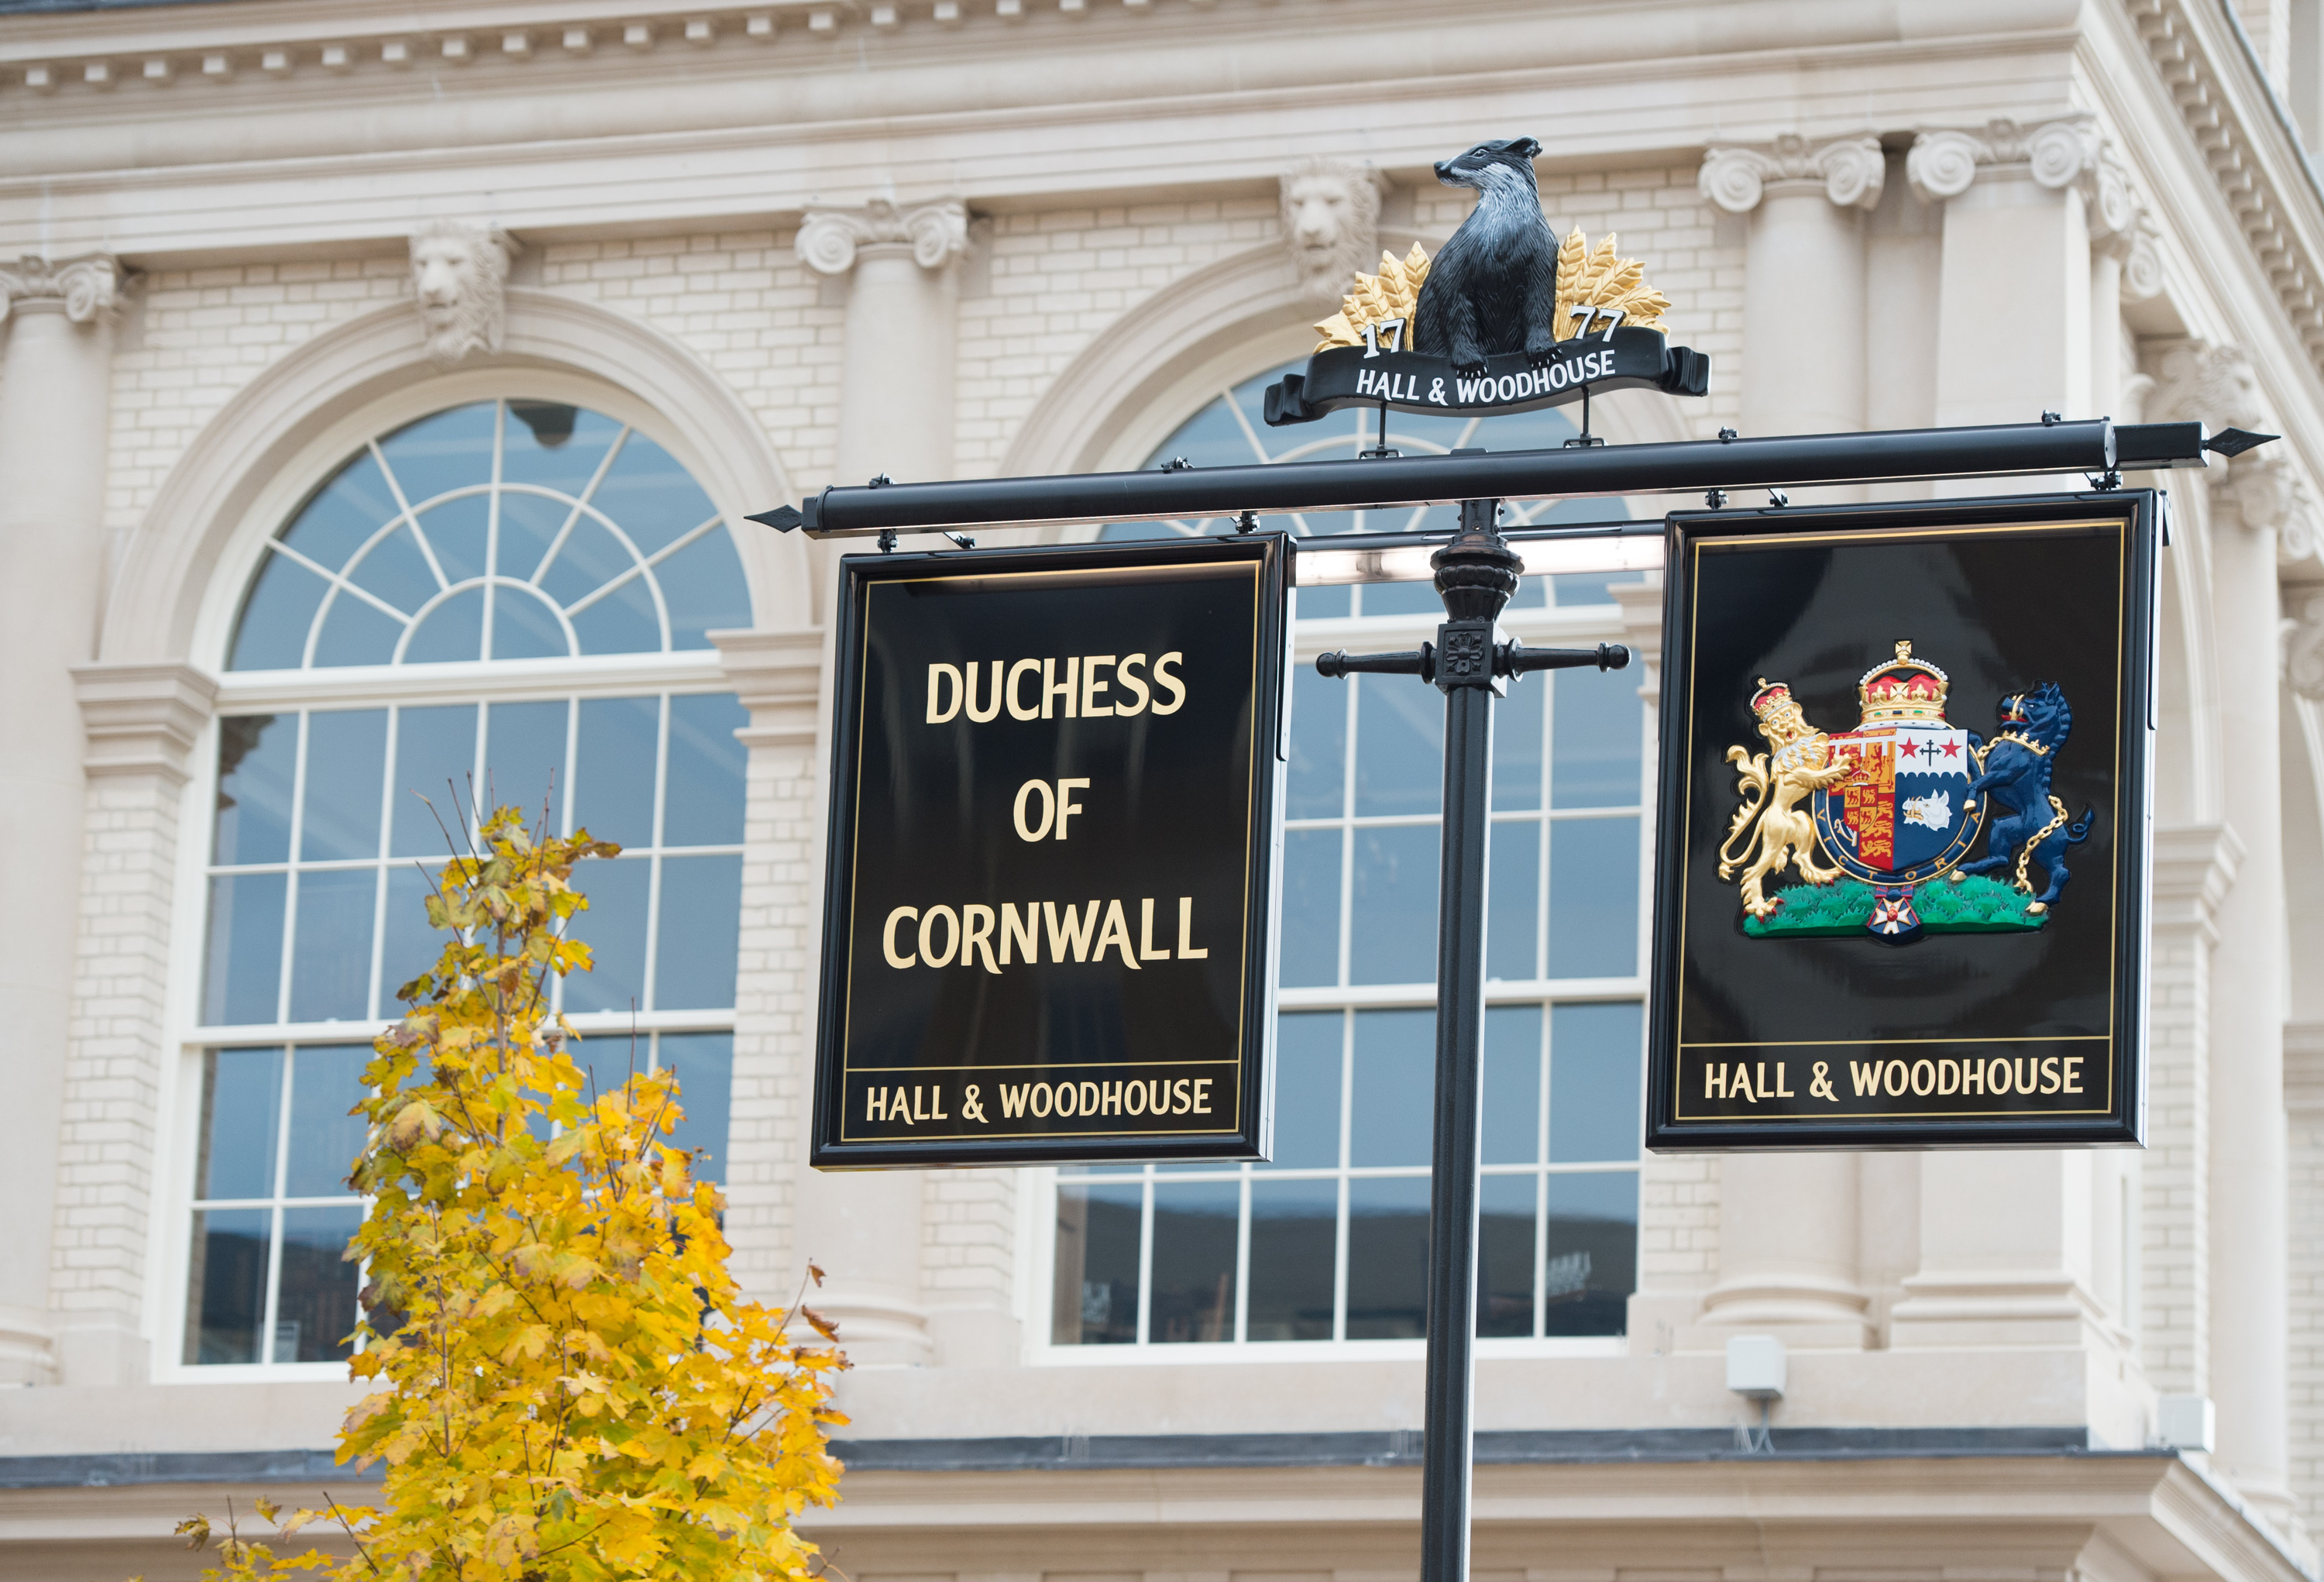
152,372 -> 753,1384
1028,596 -> 1653,1367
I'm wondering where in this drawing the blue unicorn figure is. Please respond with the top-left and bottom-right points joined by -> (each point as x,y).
1955,682 -> 2095,914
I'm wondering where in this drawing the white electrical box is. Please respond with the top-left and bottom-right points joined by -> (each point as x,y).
2157,1394 -> 2215,1452
1725,1334 -> 1786,1400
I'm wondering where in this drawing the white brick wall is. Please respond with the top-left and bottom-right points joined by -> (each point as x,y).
2287,1024 -> 2324,1529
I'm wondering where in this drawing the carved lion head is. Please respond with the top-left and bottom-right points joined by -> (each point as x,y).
410,221 -> 511,367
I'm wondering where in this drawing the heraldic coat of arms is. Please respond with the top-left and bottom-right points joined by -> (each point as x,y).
1717,641 -> 2095,944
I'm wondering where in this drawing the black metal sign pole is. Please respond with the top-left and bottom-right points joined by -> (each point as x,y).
1318,501 -> 1627,1582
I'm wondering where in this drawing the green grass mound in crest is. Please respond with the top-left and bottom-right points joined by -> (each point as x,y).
1743,872 -> 2047,937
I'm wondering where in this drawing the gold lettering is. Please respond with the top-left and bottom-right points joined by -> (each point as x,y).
1001,903 -> 1040,965
961,904 -> 1000,974
1938,1058 -> 1959,1095
1055,778 -> 1089,840
882,906 -> 919,968
1776,1061 -> 1794,1099
1116,653 -> 1151,715
1194,1078 -> 1214,1115
1081,655 -> 1116,717
1706,1062 -> 1727,1100
917,905 -> 960,969
1962,1058 -> 1985,1095
1172,1077 -> 1192,1113
1176,896 -> 1208,959
1150,651 -> 1188,714
1100,1081 -> 1123,1116
2040,1055 -> 2061,1095
1849,1059 -> 1879,1096
1043,655 -> 1079,719
926,662 -> 964,724
964,659 -> 1003,723
1012,778 -> 1056,841
1006,658 -> 1043,720
1093,898 -> 1140,968
867,1087 -> 887,1122
1910,1058 -> 1934,1095
930,1085 -> 948,1120
2064,1056 -> 2085,1094
1139,898 -> 1173,960
1043,900 -> 1099,962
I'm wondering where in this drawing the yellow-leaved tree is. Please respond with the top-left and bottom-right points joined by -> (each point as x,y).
167,803 -> 846,1582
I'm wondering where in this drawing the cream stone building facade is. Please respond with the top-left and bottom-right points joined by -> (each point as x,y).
3,1 -> 2324,1580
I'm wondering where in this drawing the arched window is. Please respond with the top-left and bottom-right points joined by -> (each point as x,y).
180,398 -> 749,1374
1055,362 -> 1645,1352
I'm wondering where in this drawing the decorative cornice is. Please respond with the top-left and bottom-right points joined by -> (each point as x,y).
1697,133 -> 1883,215
2150,821 -> 2243,945
0,253 -> 120,325
795,198 -> 968,277
70,660 -> 221,786
710,626 -> 823,748
2126,0 -> 2324,374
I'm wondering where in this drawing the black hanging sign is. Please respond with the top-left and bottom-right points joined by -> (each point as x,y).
811,534 -> 1289,1168
1263,328 -> 1710,426
1645,492 -> 2160,1150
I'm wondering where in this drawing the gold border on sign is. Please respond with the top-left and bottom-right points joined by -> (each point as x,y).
838,556 -> 1267,1146
1671,517 -> 2129,1128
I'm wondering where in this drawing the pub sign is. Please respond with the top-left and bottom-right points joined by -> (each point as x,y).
1645,493 -> 2160,1150
810,534 -> 1289,1167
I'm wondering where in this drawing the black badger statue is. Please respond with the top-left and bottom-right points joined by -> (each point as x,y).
1412,136 -> 1559,377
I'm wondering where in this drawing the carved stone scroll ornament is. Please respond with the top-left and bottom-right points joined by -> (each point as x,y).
1279,156 -> 1385,308
2288,593 -> 2324,702
794,198 -> 969,277
0,253 -> 122,325
409,221 -> 512,367
1906,115 -> 2108,203
2150,339 -> 2321,562
1698,134 -> 1886,215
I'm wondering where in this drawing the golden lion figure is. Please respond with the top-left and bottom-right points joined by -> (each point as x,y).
1717,681 -> 1851,918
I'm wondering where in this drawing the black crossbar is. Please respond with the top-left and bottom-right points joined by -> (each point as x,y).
754,420 -> 2215,538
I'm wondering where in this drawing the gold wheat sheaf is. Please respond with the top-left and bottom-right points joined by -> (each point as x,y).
1315,229 -> 1669,353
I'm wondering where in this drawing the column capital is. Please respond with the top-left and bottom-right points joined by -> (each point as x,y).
2288,592 -> 2324,701
710,626 -> 823,748
2152,821 -> 2244,947
70,661 -> 221,787
1906,115 -> 2115,205
795,198 -> 968,277
1698,133 -> 1883,215
0,253 -> 122,325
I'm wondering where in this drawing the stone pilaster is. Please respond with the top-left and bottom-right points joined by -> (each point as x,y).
0,253 -> 123,1385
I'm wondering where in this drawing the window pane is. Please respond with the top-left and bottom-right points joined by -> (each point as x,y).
301,710 -> 387,862
284,1044 -> 373,1199
575,696 -> 660,848
663,693 -> 748,848
1481,1006 -> 1542,1166
565,857 -> 651,1013
278,450 -> 397,576
404,585 -> 486,665
1350,1009 -> 1432,1168
1479,1174 -> 1536,1338
288,868 -> 376,1024
203,873 -> 286,1026
1547,817 -> 1638,978
1295,583 -> 1351,619
345,521 -> 441,620
416,494 -> 490,586
1345,1176 -> 1428,1339
503,401 -> 622,496
655,853 -> 741,1010
380,865 -> 444,1006
1264,1012 -> 1342,1169
654,530 -> 754,651
497,492 -> 574,590
1492,680 -> 1544,812
1552,569 -> 1643,607
1550,1002 -> 1643,1163
1287,667 -> 1346,820
1361,579 -> 1443,618
194,1047 -> 282,1201
658,1031 -> 734,1185
492,582 -> 572,662
184,1208 -> 271,1364
1543,1171 -> 1637,1336
483,699 -> 569,820
1353,674 -> 1442,817
1349,825 -> 1435,985
1551,668 -> 1643,808
1052,1182 -> 1141,1345
276,1205 -> 363,1363
591,432 -> 717,558
390,705 -> 477,857
1246,1178 -> 1336,1340
215,715 -> 294,866
1277,829 -> 1341,989
377,402 -> 496,512
229,555 -> 330,672
1485,820 -> 1539,982
557,530 -> 663,656
1149,1182 -> 1238,1344
312,592 -> 404,669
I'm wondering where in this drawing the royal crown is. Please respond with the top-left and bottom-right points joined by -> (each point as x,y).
1858,639 -> 1950,724
1748,679 -> 1793,718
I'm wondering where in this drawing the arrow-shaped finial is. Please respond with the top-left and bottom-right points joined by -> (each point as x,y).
2203,427 -> 2279,459
748,504 -> 806,532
